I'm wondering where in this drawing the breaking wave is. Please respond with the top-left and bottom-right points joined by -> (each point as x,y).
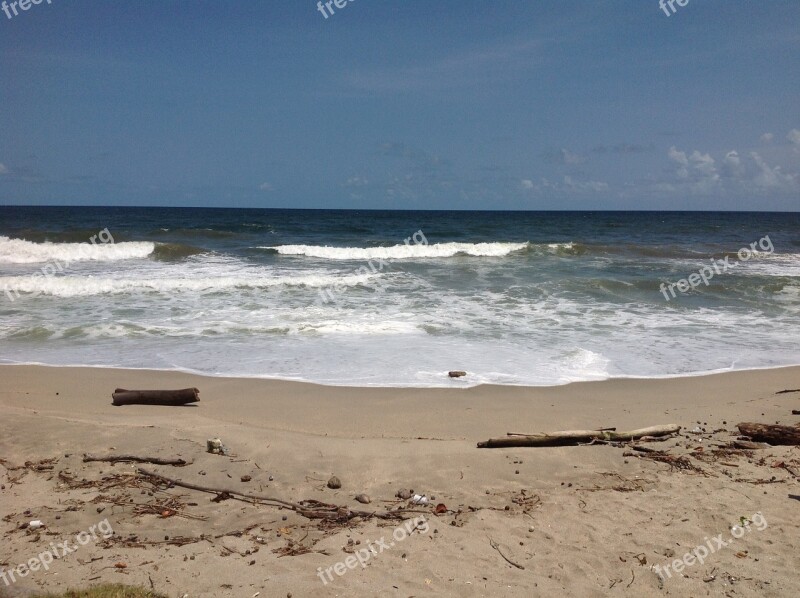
0,236 -> 155,264
261,242 -> 532,260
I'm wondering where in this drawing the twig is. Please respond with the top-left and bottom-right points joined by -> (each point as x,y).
84,454 -> 190,467
630,445 -> 659,453
488,537 -> 525,570
136,468 -> 411,521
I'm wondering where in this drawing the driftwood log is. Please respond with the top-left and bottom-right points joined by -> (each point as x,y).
83,454 -> 190,466
112,388 -> 199,407
737,422 -> 800,446
477,424 -> 680,448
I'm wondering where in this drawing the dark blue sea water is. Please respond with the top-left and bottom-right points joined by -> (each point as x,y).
1,207 -> 798,386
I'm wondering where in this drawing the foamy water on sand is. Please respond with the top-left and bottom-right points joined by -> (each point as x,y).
1,207 -> 798,386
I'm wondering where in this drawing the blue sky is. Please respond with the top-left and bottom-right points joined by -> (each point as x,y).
1,0 -> 798,210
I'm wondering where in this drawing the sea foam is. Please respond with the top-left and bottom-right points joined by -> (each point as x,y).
0,236 -> 155,264
262,241 -> 530,260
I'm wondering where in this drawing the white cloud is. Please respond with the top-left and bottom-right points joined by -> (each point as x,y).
760,133 -> 774,144
668,146 -> 720,192
788,129 -> 800,147
689,150 -> 717,177
561,149 -> 584,165
668,146 -> 689,179
521,176 -> 608,194
0,163 -> 8,175
259,182 -> 273,191
722,150 -> 743,177
562,175 -> 608,192
541,147 -> 586,165
750,152 -> 798,190
344,176 -> 369,187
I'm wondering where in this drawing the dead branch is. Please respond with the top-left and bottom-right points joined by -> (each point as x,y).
478,424 -> 680,448
136,468 -> 411,521
83,454 -> 190,466
622,450 -> 710,475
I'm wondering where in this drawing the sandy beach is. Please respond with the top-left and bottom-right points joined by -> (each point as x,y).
0,364 -> 798,597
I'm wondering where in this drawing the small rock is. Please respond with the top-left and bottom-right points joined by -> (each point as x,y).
396,489 -> 413,499
448,370 -> 467,378
354,494 -> 371,504
241,475 -> 252,483
327,476 -> 342,489
268,475 -> 274,481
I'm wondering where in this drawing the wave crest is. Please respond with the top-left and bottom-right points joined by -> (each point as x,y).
0,236 -> 155,264
262,242 -> 531,260
0,272 -> 377,298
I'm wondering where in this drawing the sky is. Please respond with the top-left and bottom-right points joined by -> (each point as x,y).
0,0 -> 799,210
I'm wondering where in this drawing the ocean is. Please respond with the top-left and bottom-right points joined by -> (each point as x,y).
1,206 -> 798,387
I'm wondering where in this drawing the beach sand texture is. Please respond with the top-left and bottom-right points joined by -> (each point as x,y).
1,365 -> 799,597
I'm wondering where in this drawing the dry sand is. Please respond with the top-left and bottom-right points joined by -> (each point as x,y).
1,364 -> 799,597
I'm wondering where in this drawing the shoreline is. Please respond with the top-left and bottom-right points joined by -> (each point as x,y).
1,364 -> 799,596
2,360 -> 800,390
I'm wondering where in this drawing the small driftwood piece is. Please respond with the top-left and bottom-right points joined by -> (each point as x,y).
731,440 -> 771,450
477,424 -> 680,448
792,410 -> 800,416
83,454 -> 190,466
136,468 -> 413,522
112,388 -> 199,407
737,423 -> 800,446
